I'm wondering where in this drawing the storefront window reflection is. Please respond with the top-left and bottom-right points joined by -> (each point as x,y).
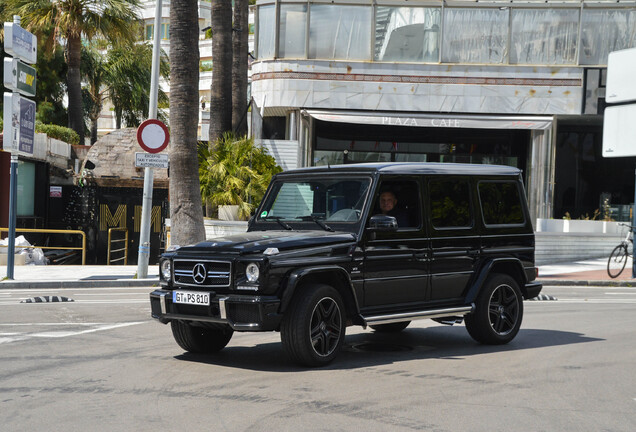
308,5 -> 371,60
375,7 -> 441,62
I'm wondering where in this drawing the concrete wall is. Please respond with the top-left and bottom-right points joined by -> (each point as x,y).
202,219 -> 626,265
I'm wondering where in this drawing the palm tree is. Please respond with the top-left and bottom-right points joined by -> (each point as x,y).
6,0 -> 140,145
82,42 -> 170,144
232,0 -> 249,135
209,0 -> 233,145
169,0 -> 206,246
106,43 -> 170,129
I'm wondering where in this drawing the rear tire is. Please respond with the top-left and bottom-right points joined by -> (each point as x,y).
280,284 -> 346,367
465,274 -> 523,345
370,321 -> 410,333
171,321 -> 233,353
607,244 -> 628,278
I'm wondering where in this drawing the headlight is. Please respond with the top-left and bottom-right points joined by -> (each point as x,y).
245,262 -> 260,283
160,260 -> 172,280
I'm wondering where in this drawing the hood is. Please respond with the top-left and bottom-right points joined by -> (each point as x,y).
176,230 -> 357,255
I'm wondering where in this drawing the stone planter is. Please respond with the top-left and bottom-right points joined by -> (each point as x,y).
218,205 -> 240,221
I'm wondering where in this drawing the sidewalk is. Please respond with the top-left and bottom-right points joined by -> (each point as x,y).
0,265 -> 159,289
1,259 -> 635,289
538,257 -> 636,286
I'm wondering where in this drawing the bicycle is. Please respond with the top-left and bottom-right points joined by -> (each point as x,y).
607,223 -> 635,278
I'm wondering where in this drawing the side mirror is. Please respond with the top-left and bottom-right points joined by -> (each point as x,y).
367,214 -> 398,231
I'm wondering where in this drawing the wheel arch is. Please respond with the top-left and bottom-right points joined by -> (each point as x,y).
280,266 -> 360,321
466,258 -> 528,303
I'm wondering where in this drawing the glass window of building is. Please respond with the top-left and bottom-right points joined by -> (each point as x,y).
145,25 -> 154,41
257,4 -> 276,59
308,5 -> 371,60
279,4 -> 307,58
375,7 -> 441,62
580,9 -> 636,65
161,23 -> 169,40
442,8 -> 508,64
510,8 -> 579,65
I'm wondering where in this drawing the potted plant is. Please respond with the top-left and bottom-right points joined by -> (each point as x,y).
200,133 -> 281,220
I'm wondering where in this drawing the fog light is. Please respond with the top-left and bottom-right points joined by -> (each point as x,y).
246,262 -> 259,283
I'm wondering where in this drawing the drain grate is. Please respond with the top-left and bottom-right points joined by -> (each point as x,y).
349,342 -> 413,353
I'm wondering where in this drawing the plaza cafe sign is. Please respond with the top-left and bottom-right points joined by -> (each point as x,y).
304,110 -> 553,130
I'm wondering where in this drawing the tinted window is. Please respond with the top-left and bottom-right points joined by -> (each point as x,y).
479,181 -> 525,225
429,179 -> 472,228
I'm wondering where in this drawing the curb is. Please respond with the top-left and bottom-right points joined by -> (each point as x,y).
538,279 -> 636,287
0,279 -> 159,289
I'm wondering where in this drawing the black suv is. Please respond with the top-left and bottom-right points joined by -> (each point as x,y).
151,162 -> 541,366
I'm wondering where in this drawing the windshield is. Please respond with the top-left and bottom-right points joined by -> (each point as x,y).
258,177 -> 372,224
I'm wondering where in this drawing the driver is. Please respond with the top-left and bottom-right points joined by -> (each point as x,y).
378,190 -> 409,227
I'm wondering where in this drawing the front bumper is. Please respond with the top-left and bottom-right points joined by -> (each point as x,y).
523,282 -> 542,300
150,289 -> 282,331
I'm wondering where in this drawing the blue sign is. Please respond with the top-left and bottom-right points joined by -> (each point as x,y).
19,96 -> 35,154
4,22 -> 37,64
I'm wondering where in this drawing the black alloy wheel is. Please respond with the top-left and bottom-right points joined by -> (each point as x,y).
465,274 -> 523,345
281,284 -> 346,367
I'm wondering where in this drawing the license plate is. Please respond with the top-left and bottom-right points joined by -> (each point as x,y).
173,290 -> 210,306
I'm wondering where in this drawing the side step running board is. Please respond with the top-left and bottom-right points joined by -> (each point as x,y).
362,305 -> 474,327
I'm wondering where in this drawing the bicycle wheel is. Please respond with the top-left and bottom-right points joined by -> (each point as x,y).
607,244 -> 628,278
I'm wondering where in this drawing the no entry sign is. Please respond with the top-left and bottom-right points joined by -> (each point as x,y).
137,119 -> 169,153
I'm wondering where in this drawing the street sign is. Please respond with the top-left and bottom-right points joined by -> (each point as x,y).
135,152 -> 169,168
606,48 -> 636,104
602,104 -> 636,158
3,57 -> 37,97
4,22 -> 37,64
137,119 -> 170,153
3,92 -> 36,155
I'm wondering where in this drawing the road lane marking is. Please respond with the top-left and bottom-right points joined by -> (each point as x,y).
0,321 -> 148,344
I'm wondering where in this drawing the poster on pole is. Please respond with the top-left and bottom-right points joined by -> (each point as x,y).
2,92 -> 36,155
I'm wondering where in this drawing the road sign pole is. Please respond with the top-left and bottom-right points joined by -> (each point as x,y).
6,155 -> 18,279
137,0 -> 163,278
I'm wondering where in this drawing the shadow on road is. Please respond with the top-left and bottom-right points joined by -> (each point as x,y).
174,325 -> 603,372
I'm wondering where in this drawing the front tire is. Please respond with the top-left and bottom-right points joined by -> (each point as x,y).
281,284 -> 346,367
607,244 -> 628,278
171,321 -> 233,353
465,274 -> 523,345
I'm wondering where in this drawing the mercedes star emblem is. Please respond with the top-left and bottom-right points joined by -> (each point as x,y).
192,263 -> 207,284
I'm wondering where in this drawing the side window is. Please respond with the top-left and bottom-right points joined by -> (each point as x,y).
373,180 -> 421,229
479,181 -> 525,225
429,179 -> 472,229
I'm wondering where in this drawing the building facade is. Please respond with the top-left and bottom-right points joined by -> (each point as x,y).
250,0 -> 636,221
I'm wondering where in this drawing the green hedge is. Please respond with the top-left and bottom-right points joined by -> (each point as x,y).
35,122 -> 80,145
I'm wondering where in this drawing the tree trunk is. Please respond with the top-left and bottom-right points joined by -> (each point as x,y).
169,0 -> 206,246
232,0 -> 249,136
66,34 -> 85,145
209,0 -> 233,146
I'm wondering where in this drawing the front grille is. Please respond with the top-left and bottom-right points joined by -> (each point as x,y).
173,259 -> 231,288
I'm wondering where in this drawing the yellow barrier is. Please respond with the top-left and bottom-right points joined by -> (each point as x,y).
107,227 -> 128,265
0,227 -> 86,265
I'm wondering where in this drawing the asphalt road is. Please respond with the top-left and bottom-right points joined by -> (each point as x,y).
0,285 -> 634,432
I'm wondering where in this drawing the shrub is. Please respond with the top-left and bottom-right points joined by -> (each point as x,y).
35,121 -> 80,145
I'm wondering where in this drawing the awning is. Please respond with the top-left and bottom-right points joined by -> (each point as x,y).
303,110 -> 553,130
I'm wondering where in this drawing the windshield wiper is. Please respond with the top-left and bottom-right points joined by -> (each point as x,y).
296,215 -> 334,232
262,216 -> 293,231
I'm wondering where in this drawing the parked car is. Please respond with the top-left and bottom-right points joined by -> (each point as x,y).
150,162 -> 541,366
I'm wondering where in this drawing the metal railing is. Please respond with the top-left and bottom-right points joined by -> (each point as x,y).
107,227 -> 128,265
0,227 -> 86,265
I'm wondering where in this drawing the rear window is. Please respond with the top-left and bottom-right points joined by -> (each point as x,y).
429,179 -> 472,229
478,181 -> 525,225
